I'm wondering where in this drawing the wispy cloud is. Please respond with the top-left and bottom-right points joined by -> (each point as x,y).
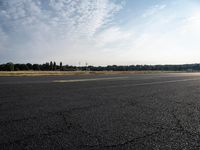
142,4 -> 166,18
0,0 -> 123,63
94,26 -> 131,47
1,0 -> 200,65
120,1 -> 200,65
181,11 -> 200,34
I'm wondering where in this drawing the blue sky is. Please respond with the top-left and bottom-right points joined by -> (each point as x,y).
0,0 -> 200,65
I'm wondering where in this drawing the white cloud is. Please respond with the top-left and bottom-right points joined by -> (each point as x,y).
94,27 -> 131,47
0,0 -> 123,63
0,27 -> 8,51
181,11 -> 200,34
1,0 -> 200,65
115,1 -> 200,65
2,0 -> 121,38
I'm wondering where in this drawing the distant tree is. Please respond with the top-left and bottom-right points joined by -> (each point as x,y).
60,62 -> 62,71
46,62 -> 50,70
26,63 -> 32,70
53,62 -> 56,71
50,61 -> 53,70
21,64 -> 29,70
6,62 -> 14,71
41,62 -> 50,71
32,64 -> 40,70
2,62 -> 200,72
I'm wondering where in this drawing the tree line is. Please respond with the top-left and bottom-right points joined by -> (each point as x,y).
1,62 -> 200,71
0,62 -> 69,71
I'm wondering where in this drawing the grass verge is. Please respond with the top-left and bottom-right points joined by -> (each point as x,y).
0,71 -> 184,77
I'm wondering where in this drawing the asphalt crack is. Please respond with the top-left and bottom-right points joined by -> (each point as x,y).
59,111 -> 102,146
171,111 -> 199,137
79,129 -> 163,149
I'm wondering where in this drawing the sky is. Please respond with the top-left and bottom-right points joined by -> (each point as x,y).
0,0 -> 200,66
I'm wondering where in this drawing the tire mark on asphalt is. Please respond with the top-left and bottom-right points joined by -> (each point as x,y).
0,77 -> 199,101
53,76 -> 131,83
53,78 -> 200,92
94,78 -> 200,89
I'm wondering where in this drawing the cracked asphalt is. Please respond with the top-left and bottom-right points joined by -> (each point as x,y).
1,73 -> 200,149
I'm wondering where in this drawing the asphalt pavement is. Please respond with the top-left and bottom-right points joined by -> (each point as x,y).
1,73 -> 200,149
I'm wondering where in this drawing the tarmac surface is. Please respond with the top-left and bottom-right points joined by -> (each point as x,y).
1,73 -> 200,149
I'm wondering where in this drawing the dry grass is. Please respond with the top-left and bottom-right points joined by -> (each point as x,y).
0,71 -> 181,77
